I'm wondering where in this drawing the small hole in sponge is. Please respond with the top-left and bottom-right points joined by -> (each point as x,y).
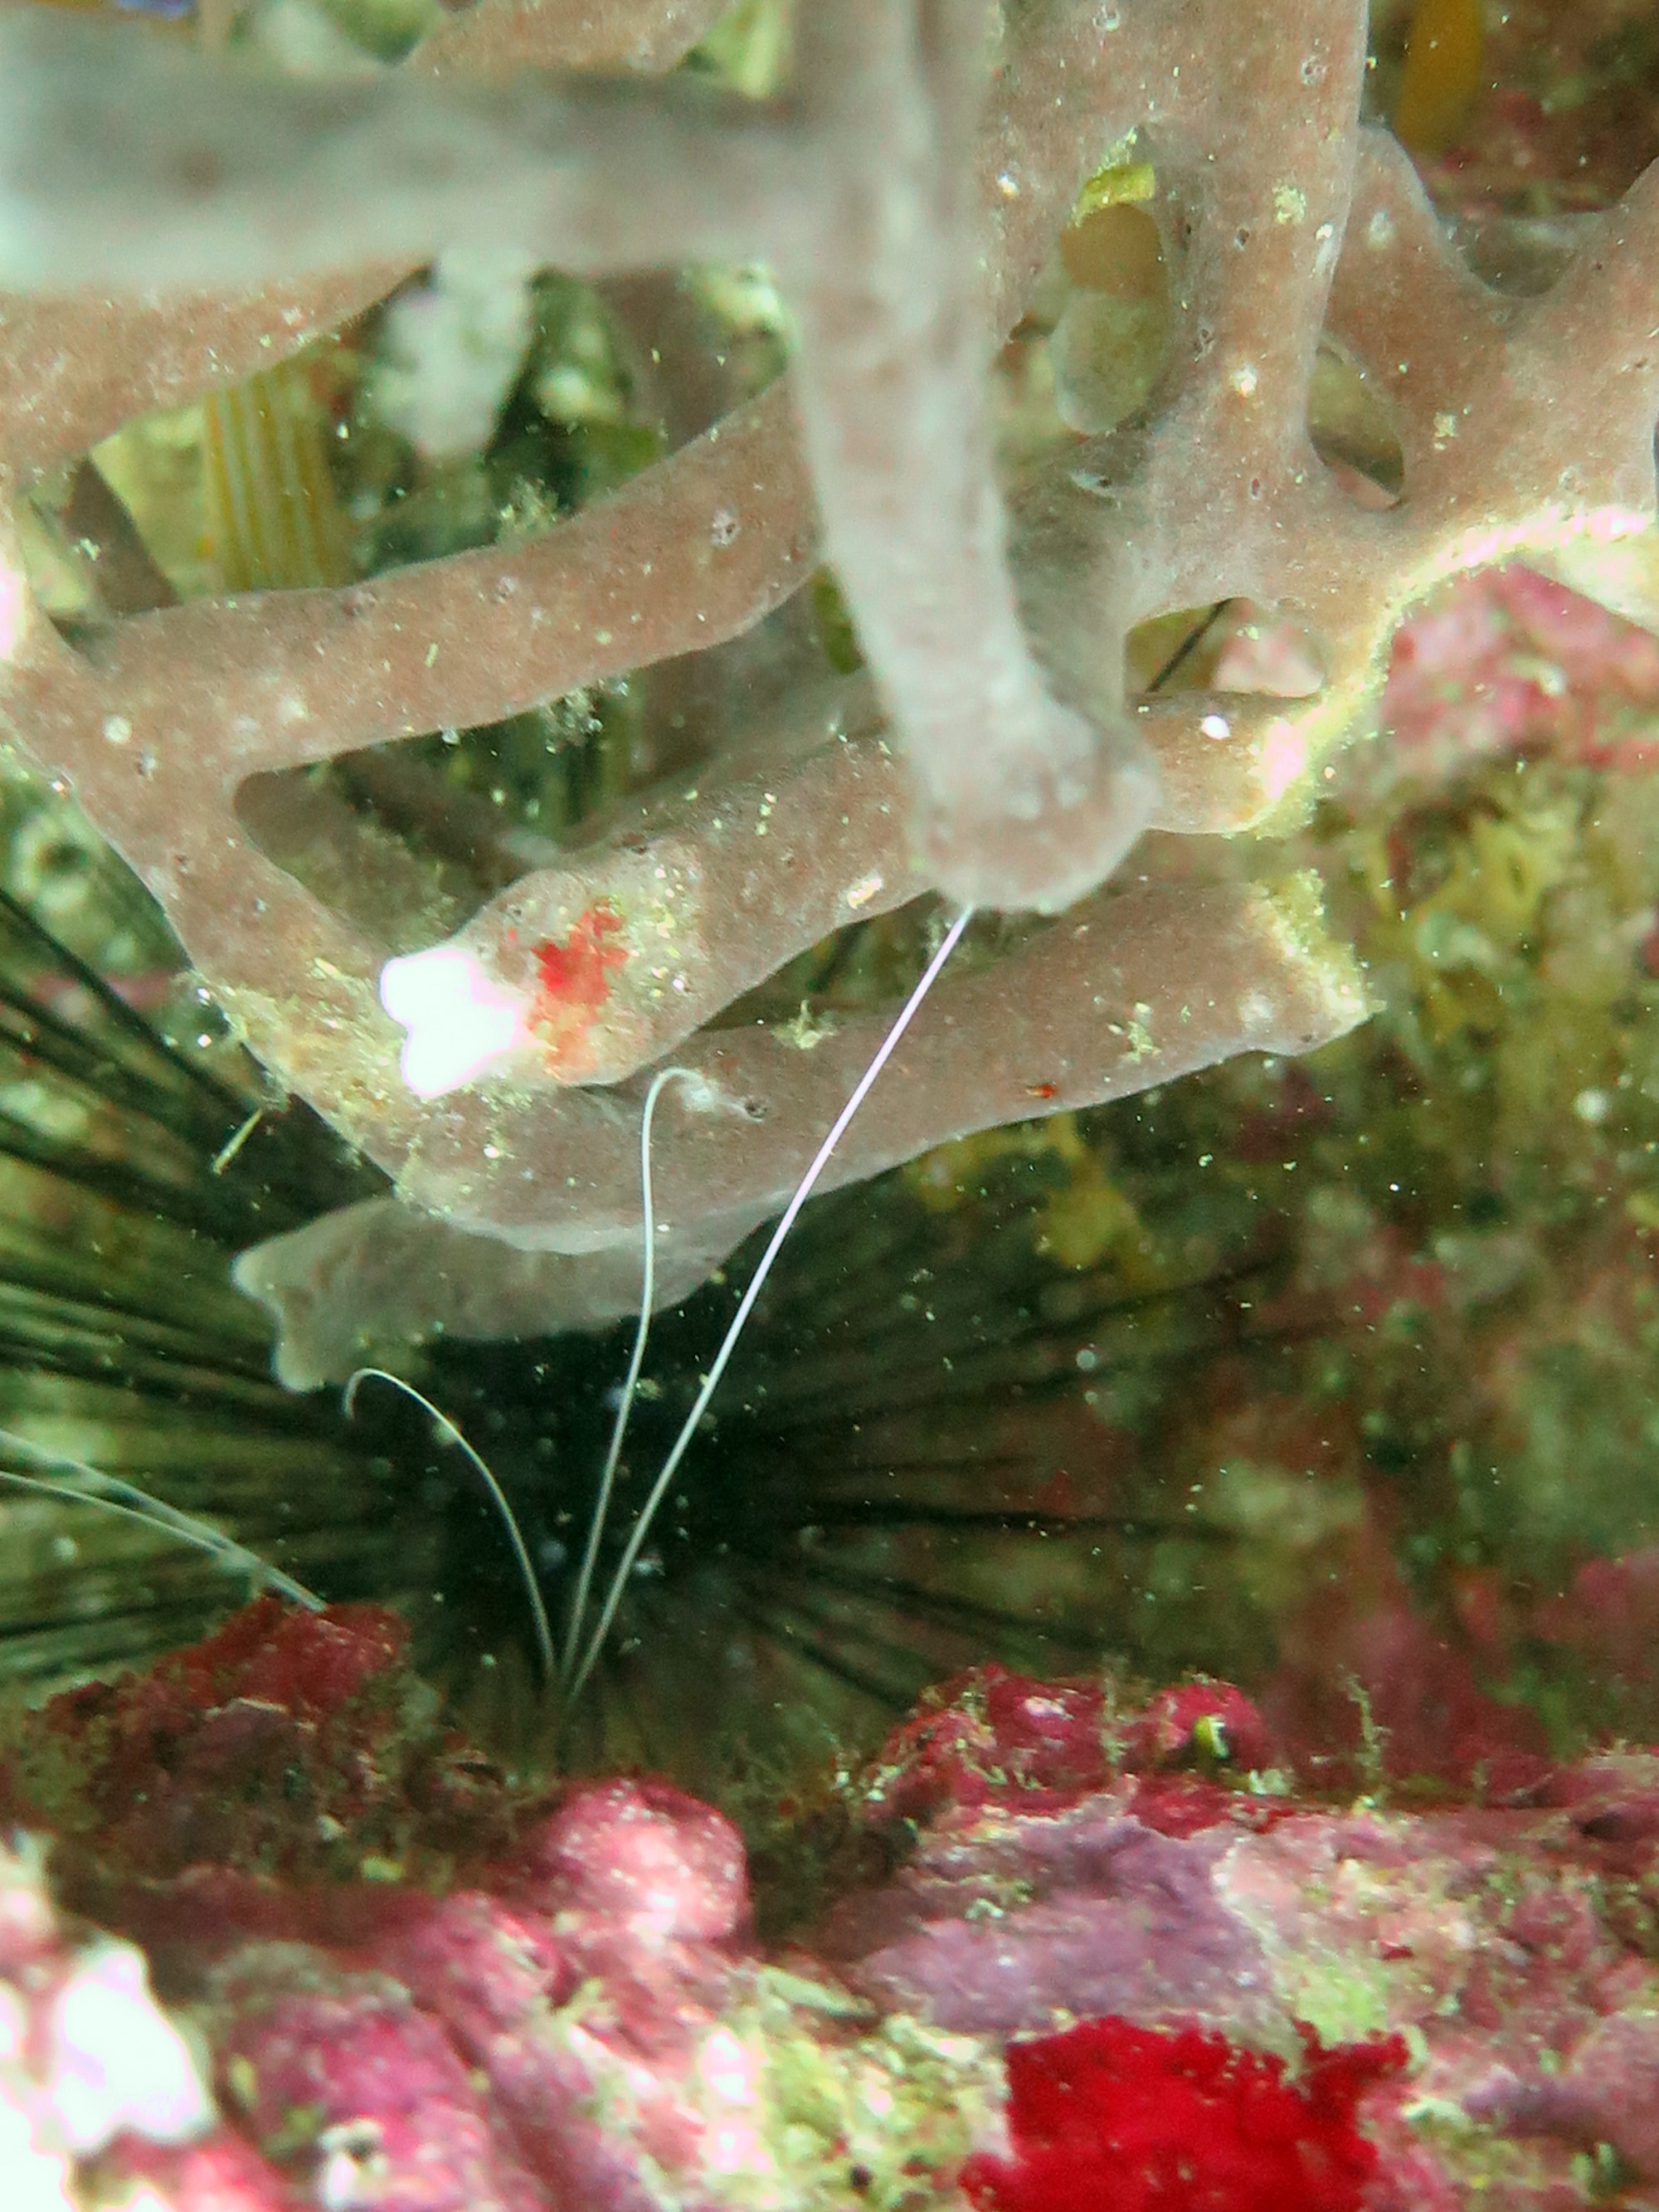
1050,202 -> 1174,436
1309,337 -> 1404,506
1126,601 -> 1325,700
1059,200 -> 1165,295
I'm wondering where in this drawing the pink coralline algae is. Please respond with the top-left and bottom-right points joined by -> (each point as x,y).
1378,566 -> 1659,790
211,1946 -> 547,2212
22,1613 -> 1659,2206
856,1666 -> 1275,1833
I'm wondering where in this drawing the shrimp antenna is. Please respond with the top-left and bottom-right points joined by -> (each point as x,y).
0,1427 -> 323,1610
561,1064 -> 700,1686
343,1367 -> 555,1685
564,904 -> 973,1707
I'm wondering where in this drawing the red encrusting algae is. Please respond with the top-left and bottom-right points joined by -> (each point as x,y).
961,2017 -> 1408,2212
0,1595 -> 519,1924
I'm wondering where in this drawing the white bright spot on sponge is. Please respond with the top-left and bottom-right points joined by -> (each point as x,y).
381,943 -> 531,1099
46,1941 -> 213,2156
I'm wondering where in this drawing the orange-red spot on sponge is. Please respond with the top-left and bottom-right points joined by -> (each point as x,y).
528,903 -> 628,1072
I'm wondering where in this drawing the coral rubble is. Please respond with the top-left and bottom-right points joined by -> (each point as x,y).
9,1610 -> 1659,2206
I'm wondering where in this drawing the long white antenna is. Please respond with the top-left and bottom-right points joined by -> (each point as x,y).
344,1366 -> 555,1683
0,1427 -> 323,1610
561,1064 -> 698,1686
565,904 -> 972,1706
